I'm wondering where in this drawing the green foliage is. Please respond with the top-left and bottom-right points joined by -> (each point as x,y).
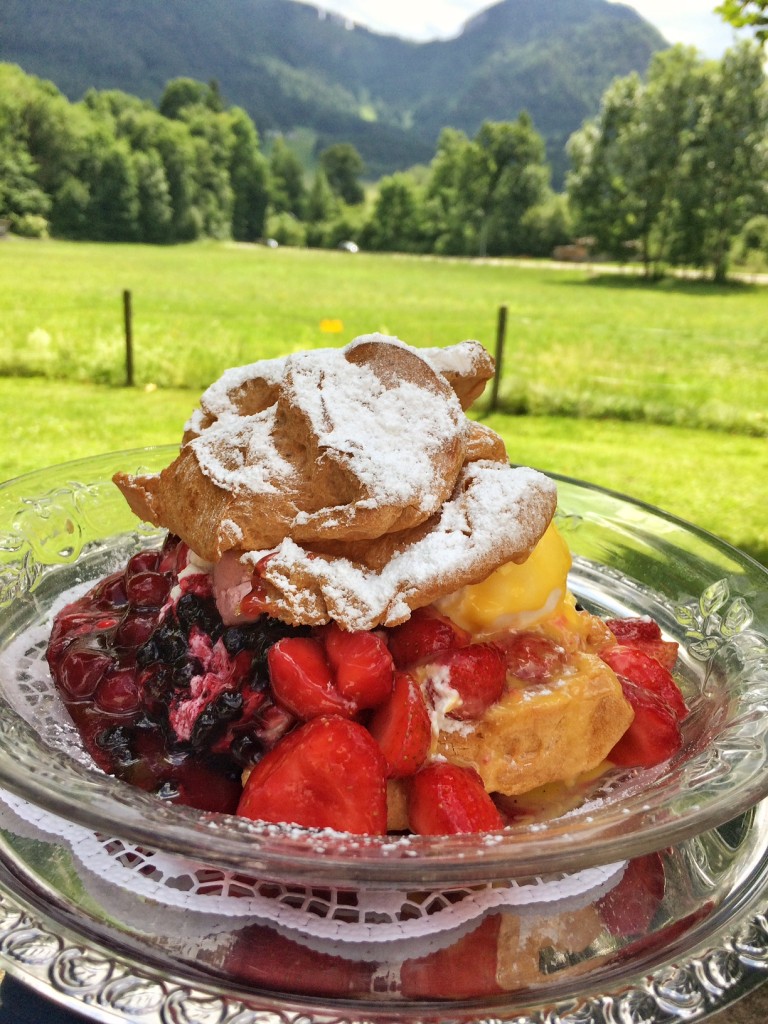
567,43 -> 768,281
229,108 -> 269,242
361,173 -> 426,252
265,210 -> 306,247
268,135 -> 307,218
0,63 -> 574,256
10,212 -> 49,237
319,143 -> 365,205
0,65 -> 270,245
731,213 -> 768,269
518,194 -> 573,256
421,118 -> 555,257
717,0 -> 768,39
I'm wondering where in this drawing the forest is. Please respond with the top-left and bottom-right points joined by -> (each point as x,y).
1,40 -> 767,281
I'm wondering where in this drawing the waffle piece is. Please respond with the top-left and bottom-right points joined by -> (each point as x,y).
435,653 -> 633,795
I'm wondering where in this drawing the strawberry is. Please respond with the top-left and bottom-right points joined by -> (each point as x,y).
267,637 -> 354,719
386,607 -> 470,668
237,716 -> 388,834
601,644 -> 687,720
596,852 -> 666,937
400,915 -> 503,999
605,617 -> 662,642
408,762 -> 504,835
322,622 -> 394,709
605,617 -> 679,671
368,671 -> 431,777
608,677 -> 682,767
423,643 -> 505,720
624,638 -> 679,672
493,631 -> 567,683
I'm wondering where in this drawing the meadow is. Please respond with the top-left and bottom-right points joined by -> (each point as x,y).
1,238 -> 766,566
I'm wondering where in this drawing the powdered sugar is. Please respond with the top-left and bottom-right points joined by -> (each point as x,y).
247,462 -> 556,630
184,337 -> 477,520
189,406 -> 297,496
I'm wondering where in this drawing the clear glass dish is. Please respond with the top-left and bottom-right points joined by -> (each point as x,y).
0,447 -> 767,889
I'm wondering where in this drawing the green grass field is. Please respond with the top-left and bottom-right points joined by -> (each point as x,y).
1,238 -> 766,434
1,239 -> 766,567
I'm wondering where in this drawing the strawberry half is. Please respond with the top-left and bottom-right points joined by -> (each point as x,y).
267,636 -> 354,719
493,631 -> 567,683
597,852 -> 666,937
237,715 -> 388,834
605,617 -> 662,642
423,643 -> 505,720
322,622 -> 394,710
601,644 -> 687,720
608,677 -> 682,767
386,607 -> 470,668
368,671 -> 432,777
408,762 -> 504,835
605,617 -> 679,671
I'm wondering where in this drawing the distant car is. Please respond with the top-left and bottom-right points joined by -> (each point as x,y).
337,240 -> 359,253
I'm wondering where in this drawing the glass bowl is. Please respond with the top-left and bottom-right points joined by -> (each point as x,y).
0,447 -> 767,892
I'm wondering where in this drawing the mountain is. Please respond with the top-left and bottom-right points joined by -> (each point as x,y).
0,0 -> 668,183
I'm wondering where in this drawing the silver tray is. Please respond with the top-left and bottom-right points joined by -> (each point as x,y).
1,806 -> 768,1022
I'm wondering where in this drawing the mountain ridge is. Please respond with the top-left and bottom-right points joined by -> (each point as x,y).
0,0 -> 668,181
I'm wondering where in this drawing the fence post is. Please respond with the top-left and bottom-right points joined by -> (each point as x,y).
488,304 -> 507,412
123,289 -> 134,387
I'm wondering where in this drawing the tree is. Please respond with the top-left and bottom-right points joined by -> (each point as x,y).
306,167 -> 337,224
268,136 -> 306,218
567,43 -> 768,280
134,149 -> 173,243
424,117 -> 553,257
51,175 -> 90,238
423,128 -> 485,255
362,173 -> 424,252
159,78 -> 223,119
569,46 -> 707,275
319,143 -> 365,205
0,85 -> 51,230
304,168 -> 338,246
88,141 -> 139,241
518,194 -> 572,257
717,0 -> 768,41
476,116 -> 551,256
669,42 -> 768,281
567,73 -> 646,262
228,108 -> 269,242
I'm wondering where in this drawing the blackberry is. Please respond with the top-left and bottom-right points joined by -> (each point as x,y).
230,732 -> 266,767
176,592 -> 223,640
174,657 -> 204,689
190,690 -> 244,748
248,663 -> 271,693
139,618 -> 187,666
95,724 -> 136,767
221,624 -> 261,657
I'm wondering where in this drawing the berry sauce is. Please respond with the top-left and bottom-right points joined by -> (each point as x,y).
46,534 -> 305,814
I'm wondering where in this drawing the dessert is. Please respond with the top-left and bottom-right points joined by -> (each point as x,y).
45,334 -> 687,834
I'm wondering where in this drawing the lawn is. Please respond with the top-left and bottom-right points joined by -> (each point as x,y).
1,239 -> 766,567
1,238 -> 766,435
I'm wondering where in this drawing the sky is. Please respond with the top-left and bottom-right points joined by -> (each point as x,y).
319,0 -> 750,58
